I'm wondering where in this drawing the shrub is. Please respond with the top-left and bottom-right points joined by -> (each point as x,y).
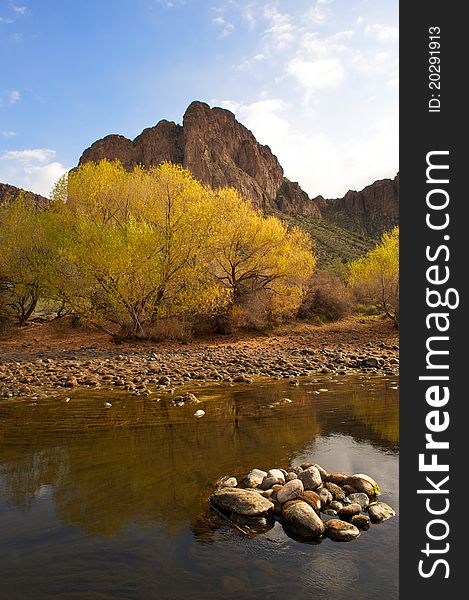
298,269 -> 353,322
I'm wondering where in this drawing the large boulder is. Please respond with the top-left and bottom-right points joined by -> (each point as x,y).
282,500 -> 325,538
210,488 -> 274,516
344,474 -> 381,497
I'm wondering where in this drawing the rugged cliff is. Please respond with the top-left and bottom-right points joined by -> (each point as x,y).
314,173 -> 399,237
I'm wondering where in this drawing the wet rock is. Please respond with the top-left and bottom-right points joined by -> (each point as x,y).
157,376 -> 171,386
210,488 -> 274,516
324,519 -> 360,542
325,472 -> 349,486
300,491 -> 321,512
351,514 -> 371,530
319,488 -> 333,507
286,472 -> 299,482
230,513 -> 269,528
323,482 -> 346,501
337,503 -> 362,519
242,469 -> 268,489
345,474 -> 381,497
282,500 -> 325,538
347,492 -> 370,509
260,476 -> 282,490
368,502 -> 396,523
323,508 -> 337,516
312,464 -> 328,481
290,466 -> 304,475
276,479 -> 304,504
217,476 -> 238,488
298,466 -> 322,491
267,469 -> 286,483
194,409 -> 205,418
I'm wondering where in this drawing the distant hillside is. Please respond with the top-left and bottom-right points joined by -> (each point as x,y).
0,182 -> 49,211
276,211 -> 376,272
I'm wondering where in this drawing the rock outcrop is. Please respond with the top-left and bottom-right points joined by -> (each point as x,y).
79,101 -> 284,210
0,182 -> 49,211
314,173 -> 399,237
78,100 -> 398,236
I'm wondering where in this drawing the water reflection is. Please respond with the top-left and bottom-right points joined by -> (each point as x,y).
0,375 -> 398,600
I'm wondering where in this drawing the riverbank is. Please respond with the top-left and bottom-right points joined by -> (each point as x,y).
0,316 -> 398,400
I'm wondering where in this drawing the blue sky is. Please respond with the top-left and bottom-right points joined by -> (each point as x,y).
0,0 -> 398,198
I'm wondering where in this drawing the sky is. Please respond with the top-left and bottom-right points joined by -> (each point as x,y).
0,0 -> 398,199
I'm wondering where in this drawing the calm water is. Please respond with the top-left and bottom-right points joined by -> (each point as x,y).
0,375 -> 399,600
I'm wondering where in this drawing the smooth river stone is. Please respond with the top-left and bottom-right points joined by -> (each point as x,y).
368,502 -> 396,523
325,472 -> 349,486
347,492 -> 370,509
210,488 -> 274,516
260,476 -> 283,490
323,482 -> 346,501
282,500 -> 325,538
312,463 -> 329,481
324,519 -> 361,542
300,491 -> 321,512
298,466 -> 322,491
242,468 -> 268,489
351,514 -> 371,530
217,476 -> 238,489
344,474 -> 381,497
276,479 -> 304,504
267,469 -> 286,483
337,503 -> 362,519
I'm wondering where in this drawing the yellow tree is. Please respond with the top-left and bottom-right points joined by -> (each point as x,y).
206,188 -> 316,328
349,226 -> 399,325
0,195 -> 56,325
53,161 -> 226,339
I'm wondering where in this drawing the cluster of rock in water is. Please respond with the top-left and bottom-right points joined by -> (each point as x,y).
210,464 -> 396,542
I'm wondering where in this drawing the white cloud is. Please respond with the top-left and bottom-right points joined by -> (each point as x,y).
13,5 -> 28,14
242,5 -> 257,29
262,4 -> 295,50
366,24 -> 399,43
10,90 -> 20,104
306,5 -> 329,25
0,16 -> 15,23
0,148 -> 68,197
1,131 -> 17,137
213,15 -> 234,37
287,57 -> 344,92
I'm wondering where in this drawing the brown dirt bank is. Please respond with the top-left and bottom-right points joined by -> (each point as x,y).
0,317 -> 398,400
